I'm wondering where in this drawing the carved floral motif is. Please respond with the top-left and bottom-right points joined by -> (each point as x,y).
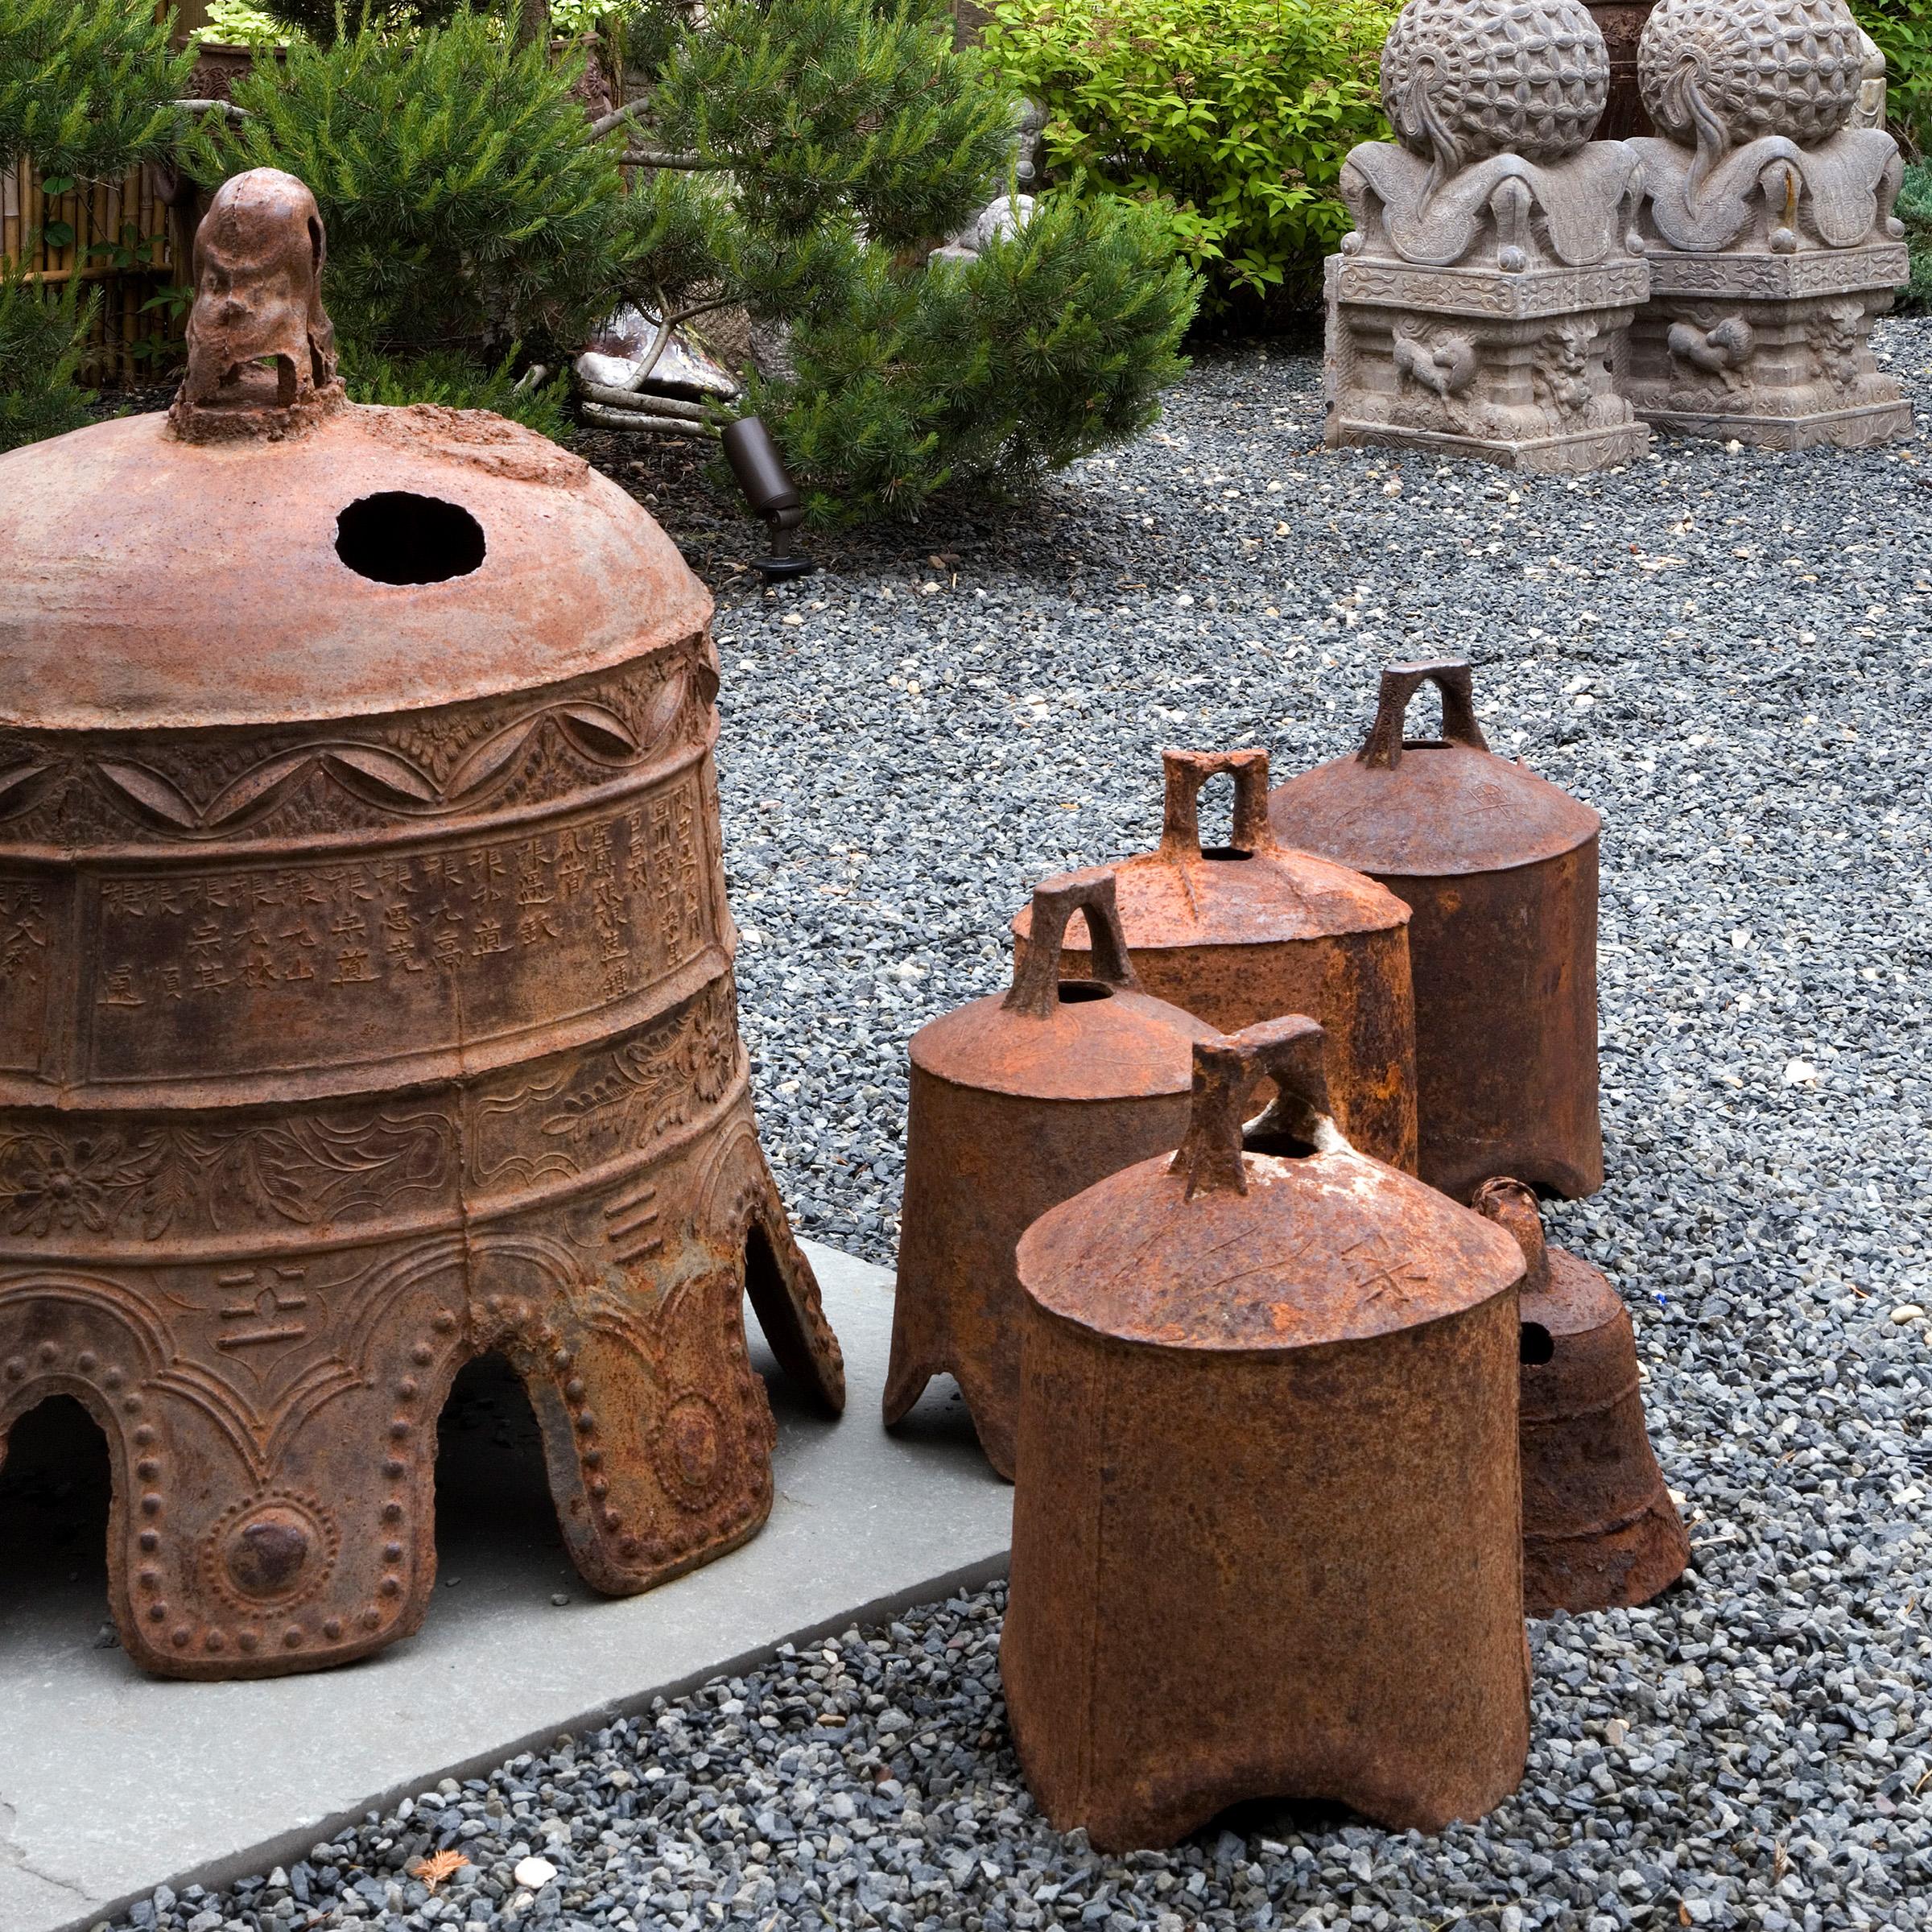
0,1109 -> 453,1244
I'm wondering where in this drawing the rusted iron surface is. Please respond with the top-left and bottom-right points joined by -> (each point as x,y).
1269,660 -> 1604,1202
0,171 -> 843,1680
1475,1179 -> 1689,1616
1003,1016 -> 1530,1849
885,869 -> 1210,1479
1010,749 -> 1419,1170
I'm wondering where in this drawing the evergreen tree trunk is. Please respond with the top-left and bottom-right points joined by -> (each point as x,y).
511,0 -> 551,52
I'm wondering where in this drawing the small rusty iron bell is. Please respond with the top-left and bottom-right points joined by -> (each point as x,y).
1474,1179 -> 1690,1617
1269,660 -> 1604,1202
1010,749 -> 1419,1170
1002,1016 -> 1530,1849
885,870 -> 1212,1479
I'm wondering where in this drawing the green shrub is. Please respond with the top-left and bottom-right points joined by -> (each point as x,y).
1897,159 -> 1932,312
0,0 -> 194,179
981,0 -> 1396,308
181,11 -> 646,361
338,340 -> 574,439
747,186 -> 1195,520
1855,1 -> 1932,155
623,0 -> 1199,521
179,0 -> 1195,522
0,264 -> 97,452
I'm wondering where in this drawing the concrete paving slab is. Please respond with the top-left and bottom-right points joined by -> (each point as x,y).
0,1244 -> 1009,1932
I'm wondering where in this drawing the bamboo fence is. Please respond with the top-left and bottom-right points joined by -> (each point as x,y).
2,159 -> 181,386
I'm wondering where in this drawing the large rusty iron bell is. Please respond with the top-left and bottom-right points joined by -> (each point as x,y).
0,169 -> 843,1678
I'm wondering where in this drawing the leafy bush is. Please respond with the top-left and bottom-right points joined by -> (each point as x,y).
182,11 -> 645,361
337,340 -> 574,439
1854,1 -> 1931,155
0,0 -> 193,178
981,0 -> 1396,308
1897,159 -> 1932,313
748,187 -> 1194,518
618,0 -> 1199,519
0,264 -> 97,452
200,0 -> 291,44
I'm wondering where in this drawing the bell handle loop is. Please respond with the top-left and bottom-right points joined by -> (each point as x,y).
1471,1176 -> 1550,1293
1158,748 -> 1278,858
1356,660 -> 1491,771
1004,867 -> 1140,1018
1170,1014 -> 1331,1200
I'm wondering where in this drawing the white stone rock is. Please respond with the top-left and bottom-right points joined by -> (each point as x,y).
512,1856 -> 558,1890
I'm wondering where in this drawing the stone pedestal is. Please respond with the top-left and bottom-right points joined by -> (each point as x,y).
1620,242 -> 1912,448
1326,254 -> 1652,472
1624,2 -> 1910,450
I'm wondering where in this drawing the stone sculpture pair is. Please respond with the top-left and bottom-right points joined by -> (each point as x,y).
1327,0 -> 1909,468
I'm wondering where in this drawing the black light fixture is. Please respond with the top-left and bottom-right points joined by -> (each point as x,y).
720,415 -> 815,582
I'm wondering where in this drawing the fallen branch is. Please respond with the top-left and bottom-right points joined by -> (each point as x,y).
174,97 -> 248,123
577,381 -> 712,422
588,101 -> 639,137
579,399 -> 714,435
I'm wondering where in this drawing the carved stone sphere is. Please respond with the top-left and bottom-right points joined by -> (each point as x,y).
1381,0 -> 1611,167
1638,0 -> 1864,149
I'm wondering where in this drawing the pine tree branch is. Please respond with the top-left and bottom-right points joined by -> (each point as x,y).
621,150 -> 714,169
590,102 -> 639,138
174,98 -> 250,123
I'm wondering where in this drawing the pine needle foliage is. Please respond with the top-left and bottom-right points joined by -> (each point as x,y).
170,0 -> 1195,513
337,338 -> 573,440
181,12 -> 646,360
0,262 -> 97,452
630,0 -> 1198,519
746,186 -> 1191,519
0,0 -> 194,180
246,0 -> 465,47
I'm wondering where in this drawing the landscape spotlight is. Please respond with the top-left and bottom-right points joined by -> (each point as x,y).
720,415 -> 815,582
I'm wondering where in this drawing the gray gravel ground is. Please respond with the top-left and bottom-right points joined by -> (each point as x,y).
103,320 -> 1932,1930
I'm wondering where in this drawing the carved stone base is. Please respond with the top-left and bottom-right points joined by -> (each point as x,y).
1622,245 -> 1912,449
1324,255 -> 1652,473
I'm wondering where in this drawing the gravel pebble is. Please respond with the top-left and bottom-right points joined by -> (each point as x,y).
92,320 -> 1932,1930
